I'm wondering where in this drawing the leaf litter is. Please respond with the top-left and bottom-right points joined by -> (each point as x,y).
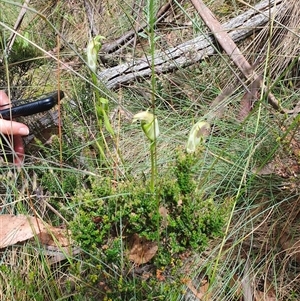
0,214 -> 80,264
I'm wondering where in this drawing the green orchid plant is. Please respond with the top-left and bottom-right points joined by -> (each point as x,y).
133,111 -> 159,191
86,35 -> 115,164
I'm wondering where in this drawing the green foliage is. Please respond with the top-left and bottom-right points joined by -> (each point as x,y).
40,170 -> 81,196
68,148 -> 227,299
173,148 -> 197,195
70,148 -> 225,258
9,32 -> 39,62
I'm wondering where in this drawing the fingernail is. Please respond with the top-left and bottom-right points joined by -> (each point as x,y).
19,127 -> 29,135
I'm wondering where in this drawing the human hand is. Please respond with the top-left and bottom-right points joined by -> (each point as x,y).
0,91 -> 29,165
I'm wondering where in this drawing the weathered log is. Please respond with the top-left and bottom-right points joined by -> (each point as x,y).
22,110 -> 60,148
100,0 -> 181,56
98,0 -> 285,90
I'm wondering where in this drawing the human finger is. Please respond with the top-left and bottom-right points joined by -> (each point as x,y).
0,90 -> 10,108
0,119 -> 29,136
12,135 -> 25,165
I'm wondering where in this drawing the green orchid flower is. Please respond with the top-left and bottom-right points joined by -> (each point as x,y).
186,121 -> 210,153
86,35 -> 105,72
132,111 -> 160,142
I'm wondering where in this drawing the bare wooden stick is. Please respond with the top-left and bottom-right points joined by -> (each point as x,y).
190,0 -> 285,113
83,0 -> 103,37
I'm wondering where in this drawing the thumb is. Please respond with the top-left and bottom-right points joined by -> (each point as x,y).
0,119 -> 29,136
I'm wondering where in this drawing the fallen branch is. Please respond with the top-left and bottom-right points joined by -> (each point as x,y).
190,0 -> 285,114
100,0 -> 179,59
22,110 -> 60,148
98,0 -> 285,90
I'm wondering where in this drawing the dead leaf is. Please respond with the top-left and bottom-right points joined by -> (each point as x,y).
38,227 -> 72,247
0,214 -> 78,265
279,230 -> 300,263
0,214 -> 46,248
238,76 -> 261,122
128,234 -> 158,265
252,161 -> 276,175
183,277 -> 210,300
0,214 -> 72,249
254,290 -> 277,301
254,287 -> 276,301
159,206 -> 169,228
254,278 -> 277,301
156,269 -> 166,282
43,245 -> 81,265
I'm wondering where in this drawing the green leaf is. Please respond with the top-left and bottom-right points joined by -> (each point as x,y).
103,111 -> 114,135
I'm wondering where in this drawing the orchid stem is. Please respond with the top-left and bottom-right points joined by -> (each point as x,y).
150,141 -> 156,192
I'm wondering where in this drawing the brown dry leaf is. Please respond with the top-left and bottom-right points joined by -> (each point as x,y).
38,227 -> 72,247
254,279 -> 276,301
156,269 -> 166,282
238,76 -> 261,122
43,245 -> 81,265
0,214 -> 72,249
38,226 -> 78,265
254,291 -> 276,301
159,206 -> 169,228
238,90 -> 255,122
183,278 -> 211,300
253,161 -> 276,176
279,230 -> 300,263
128,233 -> 158,265
0,214 -> 46,248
